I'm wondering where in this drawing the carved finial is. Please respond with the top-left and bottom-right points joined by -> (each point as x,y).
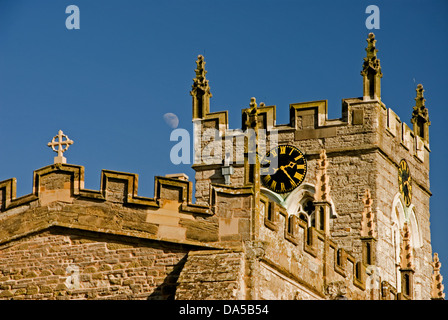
245,97 -> 259,129
411,84 -> 430,140
193,55 -> 210,91
431,253 -> 446,300
249,97 -> 257,110
193,55 -> 207,86
191,55 -> 212,119
362,33 -> 382,74
366,33 -> 377,58
361,33 -> 382,100
361,189 -> 376,238
413,84 -> 428,117
314,149 -> 331,202
47,130 -> 74,164
400,222 -> 414,270
416,84 -> 425,105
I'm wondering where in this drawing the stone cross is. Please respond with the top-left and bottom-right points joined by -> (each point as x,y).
47,130 -> 74,164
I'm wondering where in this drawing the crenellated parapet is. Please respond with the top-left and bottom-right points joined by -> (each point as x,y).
257,194 -> 370,299
191,34 -> 430,173
0,163 -> 219,248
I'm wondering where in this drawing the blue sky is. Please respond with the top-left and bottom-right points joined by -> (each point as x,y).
0,0 -> 447,290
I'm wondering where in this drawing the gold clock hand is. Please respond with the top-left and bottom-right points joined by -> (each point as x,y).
286,161 -> 296,169
280,166 -> 294,183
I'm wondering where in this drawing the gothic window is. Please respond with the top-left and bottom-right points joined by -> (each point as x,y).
391,200 -> 405,293
297,198 -> 315,228
391,193 -> 422,295
303,200 -> 316,228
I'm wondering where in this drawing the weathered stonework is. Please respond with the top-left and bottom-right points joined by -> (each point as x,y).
0,229 -> 187,299
0,33 -> 443,300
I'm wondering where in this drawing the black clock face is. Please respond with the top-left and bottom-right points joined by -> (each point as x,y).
260,145 -> 307,194
398,159 -> 412,207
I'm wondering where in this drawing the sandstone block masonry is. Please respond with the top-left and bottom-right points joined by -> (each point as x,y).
0,229 -> 187,299
0,33 -> 443,300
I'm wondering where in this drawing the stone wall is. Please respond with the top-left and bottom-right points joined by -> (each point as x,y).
175,250 -> 246,300
255,197 -> 369,300
0,91 -> 436,300
0,228 -> 188,300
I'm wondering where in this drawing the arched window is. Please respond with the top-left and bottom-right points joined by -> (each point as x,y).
390,193 -> 422,295
261,182 -> 336,229
391,197 -> 405,293
297,198 -> 315,228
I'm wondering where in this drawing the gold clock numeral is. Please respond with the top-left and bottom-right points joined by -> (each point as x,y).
270,180 -> 277,190
294,154 -> 303,161
294,172 -> 304,181
280,183 -> 286,192
280,146 -> 286,154
295,164 -> 305,170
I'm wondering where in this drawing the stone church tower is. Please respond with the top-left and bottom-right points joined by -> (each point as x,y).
0,33 -> 444,300
189,32 -> 438,300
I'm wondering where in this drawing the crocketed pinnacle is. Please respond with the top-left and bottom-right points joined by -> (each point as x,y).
400,222 -> 414,270
431,253 -> 445,300
191,55 -> 212,97
244,97 -> 259,130
361,33 -> 383,78
361,189 -> 376,238
315,149 -> 331,203
411,84 -> 430,124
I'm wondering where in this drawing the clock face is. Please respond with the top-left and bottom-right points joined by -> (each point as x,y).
398,159 -> 412,207
260,145 -> 307,194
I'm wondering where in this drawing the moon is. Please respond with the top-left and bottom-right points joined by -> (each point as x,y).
163,113 -> 179,129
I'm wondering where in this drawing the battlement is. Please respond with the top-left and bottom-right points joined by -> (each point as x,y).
195,96 -> 429,164
191,34 -> 431,208
0,163 -> 220,248
0,32 -> 439,301
256,193 -> 373,299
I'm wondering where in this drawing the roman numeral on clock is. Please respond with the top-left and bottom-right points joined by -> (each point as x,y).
280,183 -> 286,192
294,172 -> 304,180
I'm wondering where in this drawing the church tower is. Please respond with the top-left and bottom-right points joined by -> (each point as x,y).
1,33 -> 440,301
190,33 -> 439,299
